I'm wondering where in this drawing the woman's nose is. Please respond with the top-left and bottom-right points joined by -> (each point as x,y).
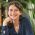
11,11 -> 15,16
11,12 -> 13,16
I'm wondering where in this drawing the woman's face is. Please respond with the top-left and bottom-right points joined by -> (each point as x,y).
8,5 -> 21,20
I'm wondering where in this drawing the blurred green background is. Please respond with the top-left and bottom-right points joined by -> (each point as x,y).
0,0 -> 35,35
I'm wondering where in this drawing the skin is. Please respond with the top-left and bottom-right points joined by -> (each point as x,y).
3,5 -> 22,33
8,5 -> 21,20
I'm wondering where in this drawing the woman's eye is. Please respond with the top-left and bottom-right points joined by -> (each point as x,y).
10,9 -> 12,11
15,9 -> 19,12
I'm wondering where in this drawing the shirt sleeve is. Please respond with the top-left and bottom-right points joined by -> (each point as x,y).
1,26 -> 9,35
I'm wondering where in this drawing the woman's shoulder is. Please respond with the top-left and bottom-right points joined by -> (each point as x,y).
20,15 -> 32,30
19,15 -> 30,22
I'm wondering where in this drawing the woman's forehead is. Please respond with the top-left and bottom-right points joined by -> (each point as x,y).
9,5 -> 19,10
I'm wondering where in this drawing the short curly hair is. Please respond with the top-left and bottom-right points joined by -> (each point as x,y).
8,1 -> 23,13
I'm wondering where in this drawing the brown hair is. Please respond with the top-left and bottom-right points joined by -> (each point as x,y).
8,1 -> 23,13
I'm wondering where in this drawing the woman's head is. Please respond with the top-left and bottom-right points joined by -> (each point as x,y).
8,1 -> 23,20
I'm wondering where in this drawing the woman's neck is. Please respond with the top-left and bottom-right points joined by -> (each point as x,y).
13,18 -> 19,27
13,18 -> 20,33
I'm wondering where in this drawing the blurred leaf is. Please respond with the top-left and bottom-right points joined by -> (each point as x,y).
2,1 -> 8,7
31,0 -> 35,3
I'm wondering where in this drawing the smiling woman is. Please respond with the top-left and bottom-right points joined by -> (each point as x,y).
1,0 -> 34,35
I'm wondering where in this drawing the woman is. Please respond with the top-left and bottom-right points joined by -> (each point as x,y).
2,1 -> 33,35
